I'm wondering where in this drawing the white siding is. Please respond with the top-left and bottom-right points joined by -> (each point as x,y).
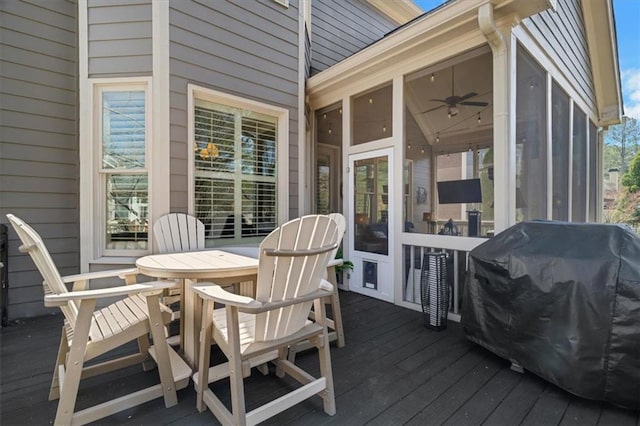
0,0 -> 79,319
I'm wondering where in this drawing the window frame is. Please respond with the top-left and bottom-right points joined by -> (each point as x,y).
90,78 -> 153,258
187,84 -> 289,245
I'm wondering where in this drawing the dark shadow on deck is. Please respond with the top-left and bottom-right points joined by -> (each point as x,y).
1,291 -> 638,425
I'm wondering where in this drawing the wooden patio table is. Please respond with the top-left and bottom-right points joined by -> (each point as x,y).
136,249 -> 259,368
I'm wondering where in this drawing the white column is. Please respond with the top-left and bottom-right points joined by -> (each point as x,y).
152,0 -> 170,247
478,4 -> 515,232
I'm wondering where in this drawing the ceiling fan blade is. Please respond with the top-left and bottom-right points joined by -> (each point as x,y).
459,101 -> 489,107
419,104 -> 446,114
429,99 -> 448,103
456,92 -> 479,102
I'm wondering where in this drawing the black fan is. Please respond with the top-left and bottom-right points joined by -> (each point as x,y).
421,67 -> 488,115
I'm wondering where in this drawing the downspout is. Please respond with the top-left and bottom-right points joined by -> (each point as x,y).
478,4 -> 514,232
297,0 -> 308,217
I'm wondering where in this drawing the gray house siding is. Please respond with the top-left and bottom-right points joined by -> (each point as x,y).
168,0 -> 300,219
0,0 -> 78,319
522,0 -> 596,108
87,0 -> 152,77
310,0 -> 396,74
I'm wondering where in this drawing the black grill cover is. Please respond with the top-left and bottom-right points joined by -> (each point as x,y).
462,221 -> 640,410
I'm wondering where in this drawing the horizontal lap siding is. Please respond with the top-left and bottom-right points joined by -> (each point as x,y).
522,0 -> 596,109
310,0 -> 396,74
168,0 -> 300,218
0,0 -> 78,319
87,0 -> 152,77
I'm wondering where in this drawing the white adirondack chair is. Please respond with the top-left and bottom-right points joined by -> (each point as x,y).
222,213 -> 348,359
287,213 -> 347,362
323,212 -> 347,346
6,214 -> 191,426
153,213 -> 205,254
193,215 -> 340,425
152,213 -> 205,333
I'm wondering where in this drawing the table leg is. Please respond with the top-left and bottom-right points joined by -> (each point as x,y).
178,279 -> 185,350
238,275 -> 257,298
182,278 -> 201,369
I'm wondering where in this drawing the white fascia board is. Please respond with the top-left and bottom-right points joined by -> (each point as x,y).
581,0 -> 622,127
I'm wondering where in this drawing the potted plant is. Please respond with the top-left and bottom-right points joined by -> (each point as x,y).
334,246 -> 354,285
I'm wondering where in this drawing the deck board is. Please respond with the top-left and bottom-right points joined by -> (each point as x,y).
1,291 -> 639,425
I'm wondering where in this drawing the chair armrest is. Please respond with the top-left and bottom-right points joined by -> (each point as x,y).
319,278 -> 334,293
194,283 -> 333,314
45,280 -> 178,304
327,258 -> 343,268
193,285 -> 262,309
62,268 -> 138,284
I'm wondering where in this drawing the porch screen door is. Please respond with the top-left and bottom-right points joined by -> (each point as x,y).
348,148 -> 394,302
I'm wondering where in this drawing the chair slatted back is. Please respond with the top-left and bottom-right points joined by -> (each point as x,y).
327,213 -> 347,258
6,214 -> 79,328
154,213 -> 205,253
254,215 -> 339,342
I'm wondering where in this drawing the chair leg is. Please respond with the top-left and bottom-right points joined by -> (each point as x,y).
313,298 -> 336,416
196,299 -> 214,413
54,300 -> 95,425
226,306 -> 247,425
329,289 -> 345,348
137,331 -> 155,371
146,293 -> 178,408
49,326 -> 69,401
286,343 -> 299,364
317,332 -> 336,416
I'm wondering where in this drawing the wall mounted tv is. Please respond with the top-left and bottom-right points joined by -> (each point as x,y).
437,178 -> 482,204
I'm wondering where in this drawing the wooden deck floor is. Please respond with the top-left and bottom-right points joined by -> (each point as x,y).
1,291 -> 638,425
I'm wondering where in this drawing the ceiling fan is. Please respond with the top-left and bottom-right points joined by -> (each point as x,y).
420,66 -> 488,117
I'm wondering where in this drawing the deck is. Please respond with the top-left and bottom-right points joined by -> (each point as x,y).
1,291 -> 638,425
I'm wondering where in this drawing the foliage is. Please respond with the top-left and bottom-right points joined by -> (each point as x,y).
621,151 -> 640,192
607,186 -> 640,225
335,246 -> 354,274
604,117 -> 640,173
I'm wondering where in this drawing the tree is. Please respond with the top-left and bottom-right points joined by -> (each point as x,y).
622,151 -> 640,193
604,116 -> 640,174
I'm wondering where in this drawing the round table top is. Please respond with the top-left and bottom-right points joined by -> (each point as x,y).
135,249 -> 259,280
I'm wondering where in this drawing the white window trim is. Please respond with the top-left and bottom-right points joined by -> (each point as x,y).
81,77 -> 153,261
187,84 -> 289,233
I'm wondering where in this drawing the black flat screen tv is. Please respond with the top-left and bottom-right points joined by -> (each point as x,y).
437,178 -> 482,204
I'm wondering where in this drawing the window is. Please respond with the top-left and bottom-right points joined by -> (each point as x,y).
516,46 -> 547,222
572,106 -> 587,221
353,83 -> 393,145
552,81 -> 570,221
190,87 -> 288,245
96,84 -> 150,254
588,121 -> 598,221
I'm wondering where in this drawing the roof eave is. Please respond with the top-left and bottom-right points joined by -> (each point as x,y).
366,0 -> 423,25
581,0 -> 623,127
308,0 -> 554,103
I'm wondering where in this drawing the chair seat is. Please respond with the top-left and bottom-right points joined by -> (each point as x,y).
63,294 -> 173,345
212,308 -> 314,355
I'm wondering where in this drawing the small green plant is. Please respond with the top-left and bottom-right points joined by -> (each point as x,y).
335,246 -> 354,275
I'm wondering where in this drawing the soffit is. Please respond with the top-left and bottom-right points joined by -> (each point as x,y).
366,0 -> 423,25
